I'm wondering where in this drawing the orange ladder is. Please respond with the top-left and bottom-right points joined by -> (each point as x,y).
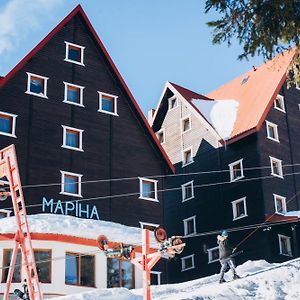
1,145 -> 43,300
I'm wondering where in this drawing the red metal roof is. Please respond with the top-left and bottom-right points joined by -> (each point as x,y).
207,50 -> 297,142
0,5 -> 174,173
265,214 -> 299,223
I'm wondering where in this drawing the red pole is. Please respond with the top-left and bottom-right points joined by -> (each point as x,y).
142,229 -> 151,300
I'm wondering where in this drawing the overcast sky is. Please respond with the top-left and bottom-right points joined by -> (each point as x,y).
0,0 -> 264,114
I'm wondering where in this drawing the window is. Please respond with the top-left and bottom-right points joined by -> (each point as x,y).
139,177 -> 158,201
156,128 -> 165,144
182,147 -> 193,166
62,126 -> 84,151
274,94 -> 285,112
182,181 -> 194,202
150,271 -> 161,285
65,252 -> 95,287
270,156 -> 283,178
34,250 -> 51,283
2,249 -> 22,283
274,194 -> 287,214
207,246 -> 219,263
181,254 -> 195,271
64,42 -> 85,65
98,92 -> 118,116
139,221 -> 159,231
107,258 -> 134,289
181,116 -> 191,133
0,112 -> 17,138
231,197 -> 248,220
266,121 -> 279,142
183,216 -> 196,236
63,82 -> 84,107
229,159 -> 244,182
278,234 -> 292,257
26,72 -> 48,98
168,95 -> 178,110
0,209 -> 12,219
60,171 -> 82,197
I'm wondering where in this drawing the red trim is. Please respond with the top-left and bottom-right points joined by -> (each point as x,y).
265,214 -> 299,223
0,5 -> 174,173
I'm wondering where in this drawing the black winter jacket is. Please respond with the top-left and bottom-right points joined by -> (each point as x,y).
217,235 -> 232,260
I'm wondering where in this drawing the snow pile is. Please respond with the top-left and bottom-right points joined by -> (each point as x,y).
285,210 -> 300,218
0,214 -> 154,246
51,258 -> 300,299
192,99 -> 239,140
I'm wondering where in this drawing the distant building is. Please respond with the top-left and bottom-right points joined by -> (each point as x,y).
151,51 -> 300,282
0,5 -> 173,297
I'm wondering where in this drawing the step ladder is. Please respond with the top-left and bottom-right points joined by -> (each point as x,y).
1,145 -> 43,300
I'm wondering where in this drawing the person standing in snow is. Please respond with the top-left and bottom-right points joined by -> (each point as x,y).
217,230 -> 240,283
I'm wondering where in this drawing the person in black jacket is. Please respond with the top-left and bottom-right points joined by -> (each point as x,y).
217,230 -> 240,283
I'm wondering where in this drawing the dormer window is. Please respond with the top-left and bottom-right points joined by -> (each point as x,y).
274,95 -> 285,112
63,82 -> 84,107
168,95 -> 178,110
181,116 -> 191,133
98,92 -> 118,116
64,42 -> 85,66
26,73 -> 48,98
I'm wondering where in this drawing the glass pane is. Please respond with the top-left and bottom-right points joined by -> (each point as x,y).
0,115 -> 12,133
2,249 -> 21,283
185,151 -> 191,164
121,260 -> 134,289
66,131 -> 79,148
183,119 -> 190,131
233,164 -> 241,178
30,77 -> 44,94
150,273 -> 159,285
67,87 -> 79,103
64,175 -> 78,194
34,250 -> 51,283
102,97 -> 114,112
80,255 -> 95,287
184,184 -> 192,199
187,219 -> 194,235
142,181 -> 154,199
184,257 -> 193,269
68,46 -> 81,62
107,258 -> 120,288
65,253 -> 78,285
236,201 -> 245,217
276,198 -> 283,213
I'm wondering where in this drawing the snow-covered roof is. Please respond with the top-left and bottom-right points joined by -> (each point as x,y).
0,214 -> 155,246
191,98 -> 239,140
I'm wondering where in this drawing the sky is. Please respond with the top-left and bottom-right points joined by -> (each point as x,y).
0,0 -> 265,115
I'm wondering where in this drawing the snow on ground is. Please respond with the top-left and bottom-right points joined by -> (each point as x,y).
52,258 -> 300,300
0,214 -> 156,246
191,99 -> 239,140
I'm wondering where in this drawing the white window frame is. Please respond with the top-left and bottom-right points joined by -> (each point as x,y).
0,111 -> 17,138
139,221 -> 159,231
139,177 -> 158,202
181,254 -> 195,272
229,159 -> 244,182
181,115 -> 192,133
181,180 -> 194,202
0,209 -> 12,218
25,72 -> 49,99
64,41 -> 85,66
273,194 -> 287,214
150,271 -> 162,285
278,234 -> 292,257
60,170 -> 82,197
156,128 -> 165,144
274,94 -> 286,113
62,125 -> 84,152
168,95 -> 178,110
231,197 -> 248,221
183,215 -> 196,236
207,246 -> 219,264
270,156 -> 283,178
63,82 -> 85,107
266,120 -> 279,142
98,92 -> 118,116
182,146 -> 194,167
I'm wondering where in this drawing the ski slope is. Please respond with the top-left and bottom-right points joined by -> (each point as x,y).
52,258 -> 300,300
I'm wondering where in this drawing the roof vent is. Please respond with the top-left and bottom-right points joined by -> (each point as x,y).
241,75 -> 250,85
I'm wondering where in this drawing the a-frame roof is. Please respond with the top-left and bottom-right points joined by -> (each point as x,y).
207,49 -> 297,142
0,5 -> 174,173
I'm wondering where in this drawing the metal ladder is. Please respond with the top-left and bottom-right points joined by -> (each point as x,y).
1,145 -> 43,300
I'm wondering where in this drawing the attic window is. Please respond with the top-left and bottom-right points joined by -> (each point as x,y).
98,92 -> 118,116
65,42 -> 85,66
168,95 -> 178,110
240,76 -> 250,85
181,116 -> 191,133
182,147 -> 193,167
26,73 -> 48,98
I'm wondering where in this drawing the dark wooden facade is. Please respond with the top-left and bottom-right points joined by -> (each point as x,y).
156,83 -> 300,283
